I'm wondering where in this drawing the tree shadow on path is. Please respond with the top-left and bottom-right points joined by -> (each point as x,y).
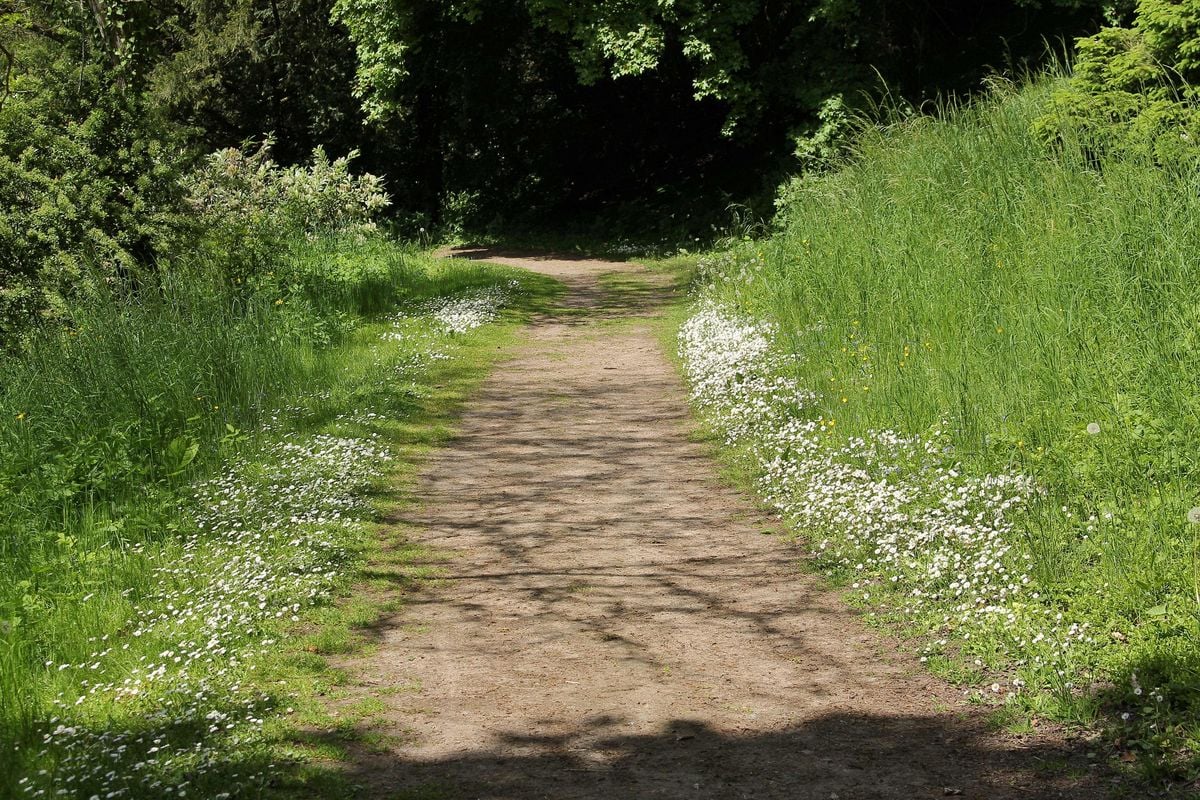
319,708 -> 1110,800
304,248 -> 1132,800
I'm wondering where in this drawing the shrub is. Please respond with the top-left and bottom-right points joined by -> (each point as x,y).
0,83 -> 189,345
184,140 -> 388,249
1036,0 -> 1200,163
179,140 -> 390,285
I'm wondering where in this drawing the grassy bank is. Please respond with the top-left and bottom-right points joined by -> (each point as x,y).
1,237 -> 558,798
680,80 -> 1200,782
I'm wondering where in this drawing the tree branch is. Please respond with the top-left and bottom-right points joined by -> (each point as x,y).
0,40 -> 12,110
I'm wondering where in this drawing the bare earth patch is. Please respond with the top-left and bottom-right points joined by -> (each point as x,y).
332,249 -> 1105,799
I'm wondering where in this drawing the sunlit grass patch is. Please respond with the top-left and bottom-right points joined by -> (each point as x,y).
1,239 -> 557,798
679,79 -> 1200,782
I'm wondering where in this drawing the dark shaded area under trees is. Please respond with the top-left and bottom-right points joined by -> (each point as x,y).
1,0 -> 1118,267
326,0 -> 1119,236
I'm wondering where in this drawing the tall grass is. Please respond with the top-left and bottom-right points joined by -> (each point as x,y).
0,234 -> 490,779
705,78 -> 1200,773
2,274 -> 292,726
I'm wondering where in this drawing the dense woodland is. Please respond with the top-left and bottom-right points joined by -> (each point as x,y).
7,0 -> 1200,796
2,0 -> 1125,341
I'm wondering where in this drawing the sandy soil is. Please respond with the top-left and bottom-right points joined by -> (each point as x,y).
331,249 -> 1105,799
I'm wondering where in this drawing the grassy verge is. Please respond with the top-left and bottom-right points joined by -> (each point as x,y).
1,238 -> 559,798
676,79 -> 1200,786
230,271 -> 559,799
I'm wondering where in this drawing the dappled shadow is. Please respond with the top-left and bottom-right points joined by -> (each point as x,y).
442,245 -> 621,263
440,244 -> 679,324
1090,647 -> 1200,787
315,707 -> 1108,799
316,251 -> 1137,800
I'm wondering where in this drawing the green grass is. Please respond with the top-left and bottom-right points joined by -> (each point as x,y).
0,235 -> 560,798
692,78 -> 1200,780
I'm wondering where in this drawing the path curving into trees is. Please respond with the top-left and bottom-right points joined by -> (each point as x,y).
330,250 -> 1102,799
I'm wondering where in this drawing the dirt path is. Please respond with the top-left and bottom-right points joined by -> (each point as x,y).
334,250 -> 1102,799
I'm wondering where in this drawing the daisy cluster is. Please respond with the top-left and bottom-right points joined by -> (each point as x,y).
420,280 -> 520,335
378,332 -> 451,374
380,280 -> 519,352
377,280 -> 520,376
678,299 -> 1097,692
21,684 -> 274,799
24,432 -> 392,798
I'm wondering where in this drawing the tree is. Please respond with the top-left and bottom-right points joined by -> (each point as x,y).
330,0 -> 1112,229
1036,0 -> 1200,163
150,0 -> 365,163
0,2 -> 190,341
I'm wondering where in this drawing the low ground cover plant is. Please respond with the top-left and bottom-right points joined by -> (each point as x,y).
680,78 -> 1200,780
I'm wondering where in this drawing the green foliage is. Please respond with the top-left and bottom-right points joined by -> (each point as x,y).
526,0 -> 758,101
0,234 -> 549,796
0,0 -> 389,346
716,79 -> 1200,776
182,140 -> 390,279
328,0 -> 1110,231
329,0 -> 838,133
0,41 -> 190,342
151,0 -> 366,160
331,0 -> 414,123
0,14 -> 387,341
791,94 -> 862,173
1,0 -> 1122,242
0,2 -> 220,347
1037,0 -> 1200,161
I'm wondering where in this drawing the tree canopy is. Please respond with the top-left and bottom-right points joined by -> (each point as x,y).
2,0 -> 1117,252
329,0 -> 1116,229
